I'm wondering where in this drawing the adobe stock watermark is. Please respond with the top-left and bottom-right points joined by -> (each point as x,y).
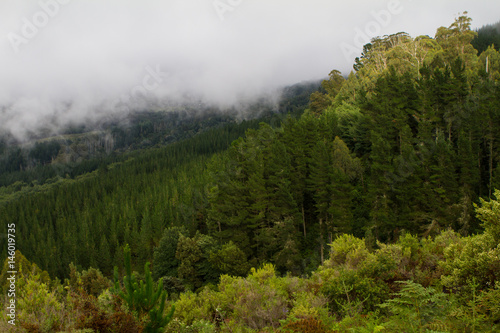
7,0 -> 72,54
5,224 -> 17,326
50,64 -> 168,168
213,0 -> 243,21
113,64 -> 169,113
340,0 -> 409,63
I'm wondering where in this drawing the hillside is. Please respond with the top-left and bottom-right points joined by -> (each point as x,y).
472,21 -> 500,53
1,13 -> 500,333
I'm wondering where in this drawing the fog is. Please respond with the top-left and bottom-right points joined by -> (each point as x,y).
0,0 -> 498,140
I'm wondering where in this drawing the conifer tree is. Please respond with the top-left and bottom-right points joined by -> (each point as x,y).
113,244 -> 174,333
152,226 -> 187,280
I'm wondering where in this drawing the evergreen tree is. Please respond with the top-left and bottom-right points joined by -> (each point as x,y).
152,226 -> 187,280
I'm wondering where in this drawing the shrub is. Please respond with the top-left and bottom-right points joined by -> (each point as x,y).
324,234 -> 371,269
475,189 -> 500,242
279,317 -> 329,333
208,241 -> 250,277
441,191 -> 500,295
378,281 -> 451,332
0,250 -> 50,294
315,235 -> 390,317
333,312 -> 385,333
173,288 -> 216,325
287,291 -> 329,322
165,318 -> 216,333
70,291 -> 142,333
318,267 -> 390,317
440,232 -> 500,295
449,280 -> 500,332
17,275 -> 66,333
69,263 -> 111,297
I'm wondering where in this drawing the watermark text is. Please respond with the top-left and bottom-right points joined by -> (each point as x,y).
6,223 -> 17,325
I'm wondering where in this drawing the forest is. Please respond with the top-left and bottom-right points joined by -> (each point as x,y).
1,13 -> 500,333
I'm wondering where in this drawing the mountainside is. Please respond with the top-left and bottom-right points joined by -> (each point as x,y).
472,20 -> 500,53
1,13 -> 500,333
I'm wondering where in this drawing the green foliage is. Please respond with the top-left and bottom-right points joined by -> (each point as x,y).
286,291 -> 329,323
161,276 -> 186,297
324,234 -> 371,268
153,226 -> 188,280
173,263 -> 323,331
279,317 -> 330,333
208,241 -> 250,276
69,263 -> 111,297
165,318 -> 216,333
441,232 -> 500,294
113,245 -> 174,333
472,21 -> 500,53
318,235 -> 388,316
170,288 -> 217,326
379,281 -> 450,332
216,264 -> 291,330
70,291 -> 142,333
440,192 -> 500,295
318,267 -> 390,317
175,232 -> 219,290
475,189 -> 500,241
0,250 -> 51,294
465,282 -> 500,331
17,275 -> 65,333
1,12 -> 500,333
333,312 -> 385,333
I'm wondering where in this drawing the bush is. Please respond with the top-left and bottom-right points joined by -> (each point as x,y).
287,291 -> 329,323
173,288 -> 217,325
16,275 -> 66,333
70,291 -> 142,333
440,233 -> 500,294
217,268 -> 290,330
324,234 -> 371,269
441,191 -> 500,295
378,281 -> 451,332
315,235 -> 391,317
333,312 -> 385,333
165,318 -> 216,333
174,263 -> 314,331
279,317 -> 329,333
318,267 -> 390,317
475,189 -> 500,242
208,241 -> 250,277
69,264 -> 110,297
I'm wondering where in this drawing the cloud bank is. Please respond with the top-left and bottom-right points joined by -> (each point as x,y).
0,0 -> 498,140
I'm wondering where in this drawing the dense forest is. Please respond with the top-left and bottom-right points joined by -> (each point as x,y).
472,21 -> 500,53
1,14 -> 500,332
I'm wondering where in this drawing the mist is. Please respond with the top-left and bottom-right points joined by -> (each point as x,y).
1,0 -> 499,141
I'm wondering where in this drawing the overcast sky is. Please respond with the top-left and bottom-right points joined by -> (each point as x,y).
0,0 -> 499,140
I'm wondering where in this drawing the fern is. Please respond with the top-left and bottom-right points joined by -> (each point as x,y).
379,280 -> 450,332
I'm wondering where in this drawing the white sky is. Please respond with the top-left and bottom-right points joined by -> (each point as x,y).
0,0 -> 498,139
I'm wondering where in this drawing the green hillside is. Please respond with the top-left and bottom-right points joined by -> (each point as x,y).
1,13 -> 500,333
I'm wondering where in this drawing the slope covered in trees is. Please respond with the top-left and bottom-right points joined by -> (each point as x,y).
473,21 -> 500,53
1,13 -> 500,332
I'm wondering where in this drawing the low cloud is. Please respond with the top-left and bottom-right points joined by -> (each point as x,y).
0,0 -> 498,140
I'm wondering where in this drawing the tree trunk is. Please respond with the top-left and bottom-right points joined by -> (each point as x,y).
302,204 -> 306,238
319,218 -> 324,265
490,136 -> 493,199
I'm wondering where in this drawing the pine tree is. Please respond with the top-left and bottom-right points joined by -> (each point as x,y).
152,226 -> 187,280
113,245 -> 175,333
98,234 -> 113,275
